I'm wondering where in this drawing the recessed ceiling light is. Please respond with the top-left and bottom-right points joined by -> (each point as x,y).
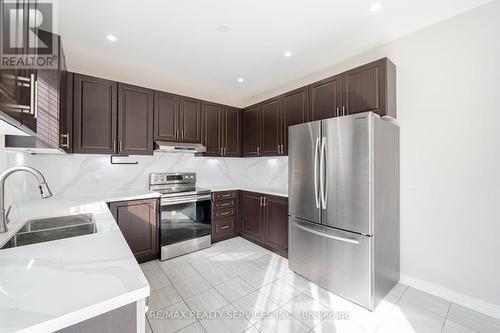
370,2 -> 382,12
106,34 -> 117,42
237,78 -> 244,83
284,51 -> 292,57
216,25 -> 230,33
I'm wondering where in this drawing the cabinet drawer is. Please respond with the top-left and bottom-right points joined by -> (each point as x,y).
214,199 -> 235,209
213,208 -> 235,219
213,191 -> 237,201
213,216 -> 235,238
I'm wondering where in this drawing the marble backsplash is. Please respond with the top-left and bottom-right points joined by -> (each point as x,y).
33,153 -> 288,197
0,136 -> 38,207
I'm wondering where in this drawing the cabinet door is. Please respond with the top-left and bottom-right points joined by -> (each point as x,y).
117,83 -> 154,155
265,196 -> 289,251
241,191 -> 265,240
223,107 -> 241,157
282,87 -> 308,154
73,74 -> 117,154
243,105 -> 261,156
179,97 -> 202,143
202,102 -> 221,156
261,98 -> 281,156
154,91 -> 179,142
109,199 -> 158,263
342,58 -> 394,117
309,75 -> 342,121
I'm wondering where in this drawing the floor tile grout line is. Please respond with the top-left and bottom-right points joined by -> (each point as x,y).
440,302 -> 452,333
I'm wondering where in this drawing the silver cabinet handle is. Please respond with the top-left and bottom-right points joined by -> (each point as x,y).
113,140 -> 117,152
34,78 -> 38,118
29,74 -> 35,116
175,130 -> 179,140
336,107 -> 340,117
257,147 -> 260,155
60,133 -> 70,148
260,197 -> 263,206
342,106 -> 346,116
221,225 -> 230,230
294,221 -> 360,244
263,197 -> 267,206
181,130 -> 184,140
313,137 -> 320,209
118,141 -> 122,152
319,137 -> 327,209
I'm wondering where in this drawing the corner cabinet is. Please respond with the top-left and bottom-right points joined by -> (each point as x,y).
109,198 -> 159,263
202,103 -> 241,157
240,191 -> 288,257
243,105 -> 261,156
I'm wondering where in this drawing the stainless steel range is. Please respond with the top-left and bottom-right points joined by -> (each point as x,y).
149,173 -> 212,260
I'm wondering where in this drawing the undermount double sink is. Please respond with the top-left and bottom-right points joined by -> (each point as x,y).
1,214 -> 97,249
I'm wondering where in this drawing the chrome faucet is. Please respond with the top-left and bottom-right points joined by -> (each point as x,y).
0,166 -> 52,233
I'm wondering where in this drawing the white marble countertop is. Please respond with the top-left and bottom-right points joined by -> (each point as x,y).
203,185 -> 288,198
0,190 -> 160,333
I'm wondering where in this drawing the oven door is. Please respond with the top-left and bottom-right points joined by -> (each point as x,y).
159,194 -> 212,247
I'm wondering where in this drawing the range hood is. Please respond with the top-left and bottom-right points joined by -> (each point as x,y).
154,141 -> 206,153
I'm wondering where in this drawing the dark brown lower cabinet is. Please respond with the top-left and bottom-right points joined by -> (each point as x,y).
240,191 -> 289,257
212,191 -> 239,242
109,199 -> 159,263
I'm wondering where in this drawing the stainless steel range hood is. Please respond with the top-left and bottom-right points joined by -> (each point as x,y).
154,141 -> 206,153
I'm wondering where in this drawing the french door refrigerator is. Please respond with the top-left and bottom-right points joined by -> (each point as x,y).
288,112 -> 399,310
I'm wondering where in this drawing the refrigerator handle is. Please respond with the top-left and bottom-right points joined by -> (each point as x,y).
320,136 -> 327,209
313,137 -> 320,208
294,221 -> 360,244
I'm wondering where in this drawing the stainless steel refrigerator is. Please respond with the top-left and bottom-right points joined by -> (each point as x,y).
288,112 -> 400,310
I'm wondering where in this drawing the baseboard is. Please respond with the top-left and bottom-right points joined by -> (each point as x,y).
400,274 -> 500,320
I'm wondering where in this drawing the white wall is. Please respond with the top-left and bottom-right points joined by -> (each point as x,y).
245,0 -> 500,317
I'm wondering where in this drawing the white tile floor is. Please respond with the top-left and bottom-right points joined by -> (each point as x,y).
141,237 -> 500,333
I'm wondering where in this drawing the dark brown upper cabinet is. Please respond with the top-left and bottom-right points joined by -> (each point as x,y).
202,102 -> 221,156
281,86 -> 309,154
0,0 -> 39,135
73,74 -> 118,154
154,91 -> 179,142
222,107 -> 241,157
179,97 -> 202,143
202,103 -> 241,157
309,75 -> 342,121
109,199 -> 159,263
243,104 -> 261,156
342,58 -> 396,118
261,97 -> 282,156
118,83 -> 154,155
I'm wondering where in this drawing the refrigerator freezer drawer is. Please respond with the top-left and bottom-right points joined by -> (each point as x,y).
289,217 -> 374,309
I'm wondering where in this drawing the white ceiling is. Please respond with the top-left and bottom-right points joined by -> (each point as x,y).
57,0 -> 491,107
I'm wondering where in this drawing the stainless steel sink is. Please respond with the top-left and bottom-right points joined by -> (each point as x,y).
2,214 -> 96,249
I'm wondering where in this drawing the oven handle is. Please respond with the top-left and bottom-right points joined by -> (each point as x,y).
161,194 -> 212,205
